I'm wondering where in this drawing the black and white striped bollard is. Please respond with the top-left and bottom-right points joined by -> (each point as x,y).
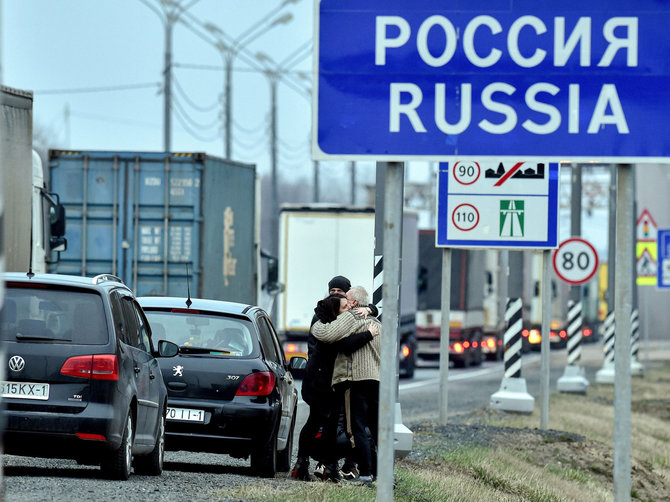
630,308 -> 644,376
490,298 -> 534,413
595,310 -> 616,383
557,300 -> 589,393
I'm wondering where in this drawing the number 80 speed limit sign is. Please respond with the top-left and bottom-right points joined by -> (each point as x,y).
552,238 -> 599,285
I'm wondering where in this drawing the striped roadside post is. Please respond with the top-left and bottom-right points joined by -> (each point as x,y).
595,310 -> 616,383
630,308 -> 644,376
373,255 -> 383,318
490,298 -> 534,413
557,300 -> 589,393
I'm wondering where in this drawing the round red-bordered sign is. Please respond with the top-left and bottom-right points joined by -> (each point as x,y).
452,161 -> 481,185
451,203 -> 479,231
552,238 -> 599,285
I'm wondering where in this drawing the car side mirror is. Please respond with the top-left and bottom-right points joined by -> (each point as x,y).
157,339 -> 179,357
288,356 -> 307,379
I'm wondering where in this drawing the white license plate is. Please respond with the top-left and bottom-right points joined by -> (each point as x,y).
167,407 -> 205,422
0,380 -> 50,400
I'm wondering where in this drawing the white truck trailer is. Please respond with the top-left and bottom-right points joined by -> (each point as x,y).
0,86 -> 66,273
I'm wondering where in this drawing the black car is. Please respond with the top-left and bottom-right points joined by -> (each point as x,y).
0,273 -> 178,479
137,296 -> 304,478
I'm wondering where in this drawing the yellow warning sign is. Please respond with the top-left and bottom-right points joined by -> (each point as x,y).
636,242 -> 657,286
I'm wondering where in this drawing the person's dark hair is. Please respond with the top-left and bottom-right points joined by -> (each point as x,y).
314,293 -> 345,323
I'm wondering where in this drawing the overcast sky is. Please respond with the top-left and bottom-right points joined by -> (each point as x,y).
2,0 -> 388,187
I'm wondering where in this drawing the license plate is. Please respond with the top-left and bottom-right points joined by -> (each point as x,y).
0,380 -> 50,400
167,407 -> 205,422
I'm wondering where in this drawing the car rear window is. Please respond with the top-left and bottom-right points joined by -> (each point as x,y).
1,285 -> 109,345
144,310 -> 258,358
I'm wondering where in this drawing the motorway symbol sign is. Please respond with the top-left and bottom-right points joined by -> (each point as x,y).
436,161 -> 558,248
657,229 -> 670,289
553,238 -> 599,285
314,1 -> 670,162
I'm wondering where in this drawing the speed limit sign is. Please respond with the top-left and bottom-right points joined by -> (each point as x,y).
553,238 -> 599,285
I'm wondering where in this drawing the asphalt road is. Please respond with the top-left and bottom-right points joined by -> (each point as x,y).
3,339 -> 667,501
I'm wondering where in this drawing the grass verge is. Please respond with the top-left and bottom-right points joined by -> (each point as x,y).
212,360 -> 669,501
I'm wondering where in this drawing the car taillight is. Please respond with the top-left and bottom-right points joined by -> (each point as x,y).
485,338 -> 496,349
528,329 -> 541,344
61,355 -> 119,381
401,345 -> 411,358
452,342 -> 464,353
583,328 -> 593,337
285,343 -> 298,353
236,372 -> 275,396
559,330 -> 567,339
76,433 -> 106,441
522,329 -> 529,338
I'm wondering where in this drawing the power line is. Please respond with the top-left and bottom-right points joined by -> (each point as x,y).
32,82 -> 161,95
233,117 -> 269,136
172,95 -> 221,130
69,111 -> 160,128
173,76 -> 220,112
173,103 -> 220,142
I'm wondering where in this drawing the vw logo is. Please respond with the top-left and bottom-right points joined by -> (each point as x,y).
8,356 -> 26,372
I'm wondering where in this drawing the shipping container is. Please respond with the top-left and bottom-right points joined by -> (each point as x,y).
48,150 -> 257,304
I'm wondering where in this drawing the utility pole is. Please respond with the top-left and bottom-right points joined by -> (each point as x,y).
269,74 -> 279,257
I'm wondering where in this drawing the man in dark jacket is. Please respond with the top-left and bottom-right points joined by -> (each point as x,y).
291,276 -> 374,481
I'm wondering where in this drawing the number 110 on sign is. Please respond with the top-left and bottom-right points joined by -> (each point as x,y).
452,203 -> 480,231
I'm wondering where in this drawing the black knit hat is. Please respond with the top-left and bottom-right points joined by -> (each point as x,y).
328,275 -> 351,292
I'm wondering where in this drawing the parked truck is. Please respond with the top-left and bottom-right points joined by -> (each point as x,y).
521,250 -> 570,351
48,150 -> 258,304
416,229 -> 488,367
0,86 -> 67,273
275,204 -> 418,378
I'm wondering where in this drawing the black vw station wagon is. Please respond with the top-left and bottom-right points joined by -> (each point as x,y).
0,273 -> 179,479
137,296 -> 305,478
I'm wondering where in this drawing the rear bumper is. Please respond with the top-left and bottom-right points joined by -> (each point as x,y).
2,402 -> 123,458
164,397 -> 280,457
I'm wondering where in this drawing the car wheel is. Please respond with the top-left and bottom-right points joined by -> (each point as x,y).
472,346 -> 483,366
134,413 -> 165,476
403,355 -> 416,379
276,409 -> 296,473
250,426 -> 278,478
101,412 -> 133,480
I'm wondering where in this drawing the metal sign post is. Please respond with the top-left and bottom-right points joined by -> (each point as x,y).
376,161 -> 404,502
540,250 -> 552,430
439,248 -> 451,424
614,164 -> 634,502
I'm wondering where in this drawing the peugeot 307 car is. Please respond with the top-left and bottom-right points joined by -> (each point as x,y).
137,296 -> 305,478
0,273 -> 179,480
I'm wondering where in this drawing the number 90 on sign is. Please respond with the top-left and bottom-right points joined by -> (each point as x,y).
552,238 -> 599,285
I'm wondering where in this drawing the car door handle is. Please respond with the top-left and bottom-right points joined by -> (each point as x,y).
134,367 -> 141,374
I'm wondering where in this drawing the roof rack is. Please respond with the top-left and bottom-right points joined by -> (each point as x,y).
92,274 -> 125,285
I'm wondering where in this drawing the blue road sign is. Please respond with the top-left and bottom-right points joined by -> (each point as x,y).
658,229 -> 670,289
314,0 -> 670,162
436,161 -> 559,249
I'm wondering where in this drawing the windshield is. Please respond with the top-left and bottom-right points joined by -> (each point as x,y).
144,310 -> 257,357
1,285 -> 108,344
